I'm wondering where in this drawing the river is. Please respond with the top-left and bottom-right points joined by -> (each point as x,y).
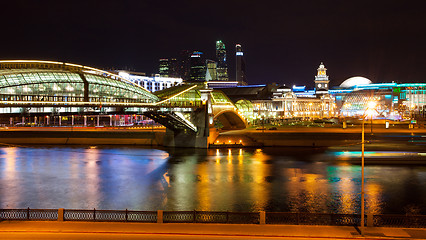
0,146 -> 425,214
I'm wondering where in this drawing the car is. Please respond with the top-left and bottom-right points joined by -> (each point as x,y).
268,127 -> 277,130
256,127 -> 266,130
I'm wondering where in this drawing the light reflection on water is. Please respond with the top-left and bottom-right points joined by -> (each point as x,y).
0,146 -> 425,214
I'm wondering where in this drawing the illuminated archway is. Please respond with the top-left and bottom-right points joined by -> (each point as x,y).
235,99 -> 254,122
214,109 -> 246,130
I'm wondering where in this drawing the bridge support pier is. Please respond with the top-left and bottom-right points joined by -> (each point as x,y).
163,104 -> 211,148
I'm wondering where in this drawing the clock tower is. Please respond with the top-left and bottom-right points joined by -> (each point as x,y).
314,62 -> 329,91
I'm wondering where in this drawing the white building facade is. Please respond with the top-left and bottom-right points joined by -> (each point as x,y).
118,71 -> 183,92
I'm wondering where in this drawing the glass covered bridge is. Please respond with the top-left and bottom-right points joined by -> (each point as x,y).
0,60 -> 246,135
0,60 -> 159,111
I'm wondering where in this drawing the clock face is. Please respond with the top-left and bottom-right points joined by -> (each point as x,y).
318,83 -> 322,88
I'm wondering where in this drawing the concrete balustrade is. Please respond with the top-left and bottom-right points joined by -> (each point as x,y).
157,210 -> 163,224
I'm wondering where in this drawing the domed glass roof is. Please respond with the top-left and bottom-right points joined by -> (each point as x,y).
0,60 -> 159,103
340,76 -> 372,88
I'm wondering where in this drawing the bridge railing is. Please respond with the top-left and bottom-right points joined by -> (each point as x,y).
1,208 -> 425,228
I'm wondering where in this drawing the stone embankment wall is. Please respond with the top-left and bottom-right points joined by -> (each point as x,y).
0,129 -> 165,146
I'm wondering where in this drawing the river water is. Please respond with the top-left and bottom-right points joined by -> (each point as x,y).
0,146 -> 425,214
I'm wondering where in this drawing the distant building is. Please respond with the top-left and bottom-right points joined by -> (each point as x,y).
117,71 -> 183,92
178,50 -> 192,81
216,40 -> 228,81
235,44 -> 247,85
206,81 -> 239,89
189,51 -> 206,82
314,62 -> 330,94
331,79 -> 426,119
158,58 -> 179,78
205,59 -> 217,81
221,63 -> 337,121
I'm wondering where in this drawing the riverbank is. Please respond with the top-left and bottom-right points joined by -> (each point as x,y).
217,127 -> 426,148
0,126 -> 425,149
0,127 -> 166,146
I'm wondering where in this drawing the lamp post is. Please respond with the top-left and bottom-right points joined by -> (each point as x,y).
360,100 -> 377,236
361,116 -> 365,236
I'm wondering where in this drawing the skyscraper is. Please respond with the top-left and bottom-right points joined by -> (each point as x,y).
235,44 -> 247,85
216,40 -> 228,81
158,58 -> 178,77
189,51 -> 206,82
178,50 -> 192,81
205,60 -> 217,81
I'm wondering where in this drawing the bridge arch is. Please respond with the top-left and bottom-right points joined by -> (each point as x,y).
213,109 -> 246,130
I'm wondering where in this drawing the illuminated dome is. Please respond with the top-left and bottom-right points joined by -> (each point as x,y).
340,76 -> 372,88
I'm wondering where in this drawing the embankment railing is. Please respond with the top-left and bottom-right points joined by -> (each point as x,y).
1,208 -> 425,228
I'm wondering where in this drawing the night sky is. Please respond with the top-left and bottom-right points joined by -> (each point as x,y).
1,0 -> 425,88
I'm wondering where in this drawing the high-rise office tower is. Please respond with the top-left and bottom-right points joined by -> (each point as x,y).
235,44 -> 247,85
216,40 -> 228,81
158,58 -> 179,77
205,60 -> 217,81
178,50 -> 192,81
189,51 -> 206,81
159,59 -> 169,76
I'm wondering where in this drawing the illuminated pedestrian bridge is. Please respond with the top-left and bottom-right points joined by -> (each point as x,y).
0,60 -> 159,109
0,60 -> 246,147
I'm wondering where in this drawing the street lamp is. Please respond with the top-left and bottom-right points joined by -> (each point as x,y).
366,101 -> 376,135
360,100 -> 377,236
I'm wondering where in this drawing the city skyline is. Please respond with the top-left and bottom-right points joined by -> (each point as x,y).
0,1 -> 425,87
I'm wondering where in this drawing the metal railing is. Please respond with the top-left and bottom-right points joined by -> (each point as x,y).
64,209 -> 157,222
1,208 -> 425,228
0,208 -> 57,221
266,212 -> 359,226
163,211 -> 259,224
373,214 -> 426,228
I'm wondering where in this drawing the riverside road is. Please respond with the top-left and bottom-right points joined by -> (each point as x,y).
1,221 -> 426,240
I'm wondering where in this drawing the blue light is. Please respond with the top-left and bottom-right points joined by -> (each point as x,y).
236,52 -> 243,56
393,96 -> 398,103
398,83 -> 426,87
292,85 -> 306,92
236,84 -> 266,88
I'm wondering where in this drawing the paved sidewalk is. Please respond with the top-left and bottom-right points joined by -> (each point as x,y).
0,221 -> 425,239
